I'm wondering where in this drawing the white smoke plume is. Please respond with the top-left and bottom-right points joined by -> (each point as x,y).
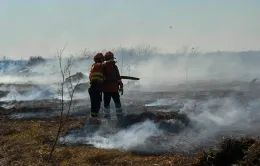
61,120 -> 162,151
59,93 -> 260,154
1,46 -> 260,154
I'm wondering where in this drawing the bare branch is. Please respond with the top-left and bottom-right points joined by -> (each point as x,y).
48,43 -> 80,162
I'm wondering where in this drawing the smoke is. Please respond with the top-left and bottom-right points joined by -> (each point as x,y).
60,120 -> 167,153
123,51 -> 260,91
0,86 -> 55,101
1,47 -> 260,154
145,98 -> 179,107
1,48 -> 260,92
57,92 -> 260,154
8,111 -> 59,119
179,95 -> 260,149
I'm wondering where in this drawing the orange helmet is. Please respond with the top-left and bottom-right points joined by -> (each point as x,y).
94,53 -> 104,60
104,51 -> 114,60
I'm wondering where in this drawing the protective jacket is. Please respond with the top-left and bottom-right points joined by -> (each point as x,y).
102,60 -> 123,92
88,62 -> 104,89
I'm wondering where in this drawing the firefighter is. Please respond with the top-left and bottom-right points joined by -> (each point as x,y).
88,53 -> 104,124
102,51 -> 124,120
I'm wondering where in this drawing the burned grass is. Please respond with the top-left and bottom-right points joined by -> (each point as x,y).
0,118 -> 195,166
240,139 -> 260,166
1,117 -> 260,166
117,111 -> 189,133
196,137 -> 260,166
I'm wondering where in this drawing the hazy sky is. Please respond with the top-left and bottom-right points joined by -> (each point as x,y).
0,0 -> 260,59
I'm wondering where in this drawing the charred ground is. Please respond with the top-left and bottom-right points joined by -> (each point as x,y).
1,80 -> 260,165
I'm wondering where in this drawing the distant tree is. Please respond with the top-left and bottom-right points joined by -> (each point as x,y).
1,56 -> 8,61
134,44 -> 159,56
73,48 -> 95,61
27,56 -> 46,66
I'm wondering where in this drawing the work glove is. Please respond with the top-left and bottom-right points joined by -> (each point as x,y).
119,87 -> 123,95
118,81 -> 123,95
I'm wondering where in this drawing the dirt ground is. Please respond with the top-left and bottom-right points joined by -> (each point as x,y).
1,81 -> 260,166
0,118 -> 259,166
0,118 -> 197,166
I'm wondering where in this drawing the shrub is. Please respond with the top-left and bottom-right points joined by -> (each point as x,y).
27,56 -> 46,66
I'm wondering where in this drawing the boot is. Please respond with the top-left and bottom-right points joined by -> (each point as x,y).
116,114 -> 124,121
104,114 -> 111,120
88,117 -> 101,125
